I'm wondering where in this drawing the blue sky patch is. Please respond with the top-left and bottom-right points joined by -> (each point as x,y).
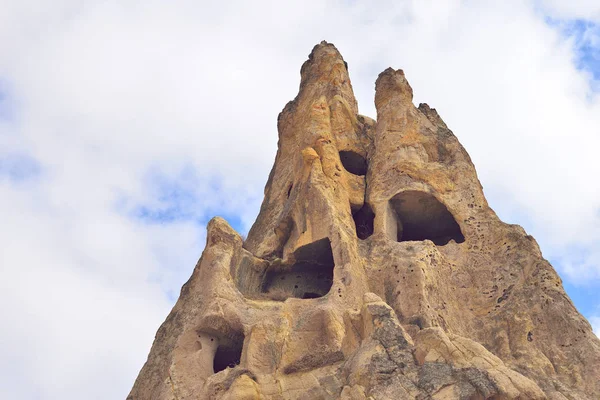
562,280 -> 598,318
563,20 -> 600,80
127,165 -> 249,234
547,17 -> 600,83
0,153 -> 42,183
129,164 -> 206,224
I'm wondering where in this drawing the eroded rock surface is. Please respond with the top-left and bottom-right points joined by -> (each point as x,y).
129,42 -> 600,400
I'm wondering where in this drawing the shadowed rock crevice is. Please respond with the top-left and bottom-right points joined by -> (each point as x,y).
390,191 -> 464,245
339,150 -> 367,176
352,203 -> 374,239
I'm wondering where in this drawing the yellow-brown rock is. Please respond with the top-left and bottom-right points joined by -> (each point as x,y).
128,41 -> 600,400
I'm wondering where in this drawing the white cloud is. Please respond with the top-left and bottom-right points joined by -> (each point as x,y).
0,1 -> 599,398
0,179 -> 205,399
538,0 -> 600,21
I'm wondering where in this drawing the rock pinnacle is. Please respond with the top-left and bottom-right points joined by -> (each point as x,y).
129,42 -> 600,400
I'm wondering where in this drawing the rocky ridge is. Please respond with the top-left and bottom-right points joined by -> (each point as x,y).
128,41 -> 600,400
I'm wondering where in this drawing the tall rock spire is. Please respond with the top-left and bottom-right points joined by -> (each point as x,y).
129,42 -> 600,400
244,41 -> 366,260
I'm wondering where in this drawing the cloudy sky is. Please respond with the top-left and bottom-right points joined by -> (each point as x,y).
0,1 -> 599,399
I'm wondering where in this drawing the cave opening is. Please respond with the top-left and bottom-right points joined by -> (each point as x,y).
213,339 -> 243,374
390,191 -> 464,245
261,238 -> 335,301
352,203 -> 374,240
339,150 -> 368,176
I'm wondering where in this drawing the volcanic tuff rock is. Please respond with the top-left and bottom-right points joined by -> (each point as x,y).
129,42 -> 600,400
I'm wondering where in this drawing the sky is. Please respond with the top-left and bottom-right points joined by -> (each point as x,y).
0,1 -> 599,399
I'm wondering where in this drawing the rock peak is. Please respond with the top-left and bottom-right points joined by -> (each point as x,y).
375,67 -> 414,112
129,43 -> 600,400
309,40 -> 341,58
297,42 -> 355,116
302,41 -> 346,76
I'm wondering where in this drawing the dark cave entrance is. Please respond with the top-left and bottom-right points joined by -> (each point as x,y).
352,203 -> 374,240
339,150 -> 368,176
390,191 -> 464,245
261,238 -> 335,300
213,338 -> 243,374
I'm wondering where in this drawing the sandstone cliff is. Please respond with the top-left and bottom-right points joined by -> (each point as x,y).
128,42 -> 600,400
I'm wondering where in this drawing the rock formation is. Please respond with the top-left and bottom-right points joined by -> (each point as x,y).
128,42 -> 600,399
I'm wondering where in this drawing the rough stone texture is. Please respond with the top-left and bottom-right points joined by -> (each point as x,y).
128,42 -> 600,400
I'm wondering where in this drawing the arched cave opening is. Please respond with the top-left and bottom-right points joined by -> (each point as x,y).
261,238 -> 335,301
339,150 -> 368,176
213,338 -> 243,374
352,203 -> 374,240
390,191 -> 464,245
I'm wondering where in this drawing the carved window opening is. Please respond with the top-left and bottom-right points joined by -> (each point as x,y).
352,203 -> 374,240
390,191 -> 464,245
213,337 -> 243,374
339,150 -> 367,176
261,238 -> 334,301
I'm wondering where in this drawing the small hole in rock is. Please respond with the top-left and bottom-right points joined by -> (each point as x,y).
352,203 -> 374,240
